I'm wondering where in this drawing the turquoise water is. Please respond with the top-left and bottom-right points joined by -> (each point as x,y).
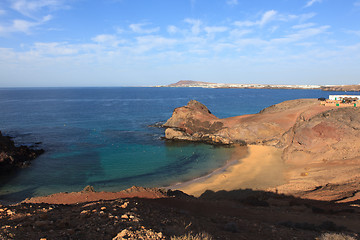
0,87 -> 347,202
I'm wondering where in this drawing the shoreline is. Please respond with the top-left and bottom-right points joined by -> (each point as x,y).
171,145 -> 286,197
167,144 -> 249,191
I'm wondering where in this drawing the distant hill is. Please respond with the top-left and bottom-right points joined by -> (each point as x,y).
167,80 -> 214,87
321,85 -> 360,92
160,80 -> 321,90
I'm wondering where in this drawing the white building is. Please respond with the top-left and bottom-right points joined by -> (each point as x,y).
329,95 -> 360,101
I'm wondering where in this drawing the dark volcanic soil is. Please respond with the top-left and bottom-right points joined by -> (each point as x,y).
0,187 -> 359,240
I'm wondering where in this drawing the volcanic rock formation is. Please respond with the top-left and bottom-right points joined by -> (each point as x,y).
164,99 -> 360,202
0,131 -> 44,172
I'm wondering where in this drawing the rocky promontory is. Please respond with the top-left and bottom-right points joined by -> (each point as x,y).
0,131 -> 44,172
164,100 -> 360,203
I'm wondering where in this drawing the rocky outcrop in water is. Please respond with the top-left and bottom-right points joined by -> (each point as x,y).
163,100 -> 233,144
0,131 -> 44,172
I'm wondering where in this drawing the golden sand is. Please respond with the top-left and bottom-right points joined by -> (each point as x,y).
174,145 -> 286,197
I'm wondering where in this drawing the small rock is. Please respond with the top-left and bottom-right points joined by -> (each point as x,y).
113,229 -> 129,239
101,207 -> 106,210
121,214 -> 129,219
82,185 -> 95,192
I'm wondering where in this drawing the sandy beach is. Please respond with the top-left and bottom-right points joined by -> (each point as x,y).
172,145 -> 286,197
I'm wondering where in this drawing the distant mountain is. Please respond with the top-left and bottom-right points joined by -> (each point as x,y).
167,80 -> 214,87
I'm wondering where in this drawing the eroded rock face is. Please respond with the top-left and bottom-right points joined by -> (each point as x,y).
163,99 -> 360,165
0,131 -> 44,172
281,107 -> 360,165
163,99 -> 322,146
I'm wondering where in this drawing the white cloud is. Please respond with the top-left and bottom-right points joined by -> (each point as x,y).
91,34 -> 124,47
271,25 -> 330,44
11,0 -> 66,18
204,26 -> 228,34
226,0 -> 238,6
0,9 -> 6,15
92,34 -> 116,43
129,23 -> 160,34
167,25 -> 178,34
0,14 -> 52,35
292,23 -> 316,29
260,10 -> 277,26
346,30 -> 360,37
133,35 -> 177,54
32,42 -> 78,55
298,13 -> 317,22
233,20 -> 256,27
304,0 -> 322,8
229,29 -> 253,39
234,10 -> 277,27
355,1 -> 360,7
184,18 -> 202,35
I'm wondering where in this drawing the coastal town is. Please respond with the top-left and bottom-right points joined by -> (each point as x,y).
155,80 -> 360,92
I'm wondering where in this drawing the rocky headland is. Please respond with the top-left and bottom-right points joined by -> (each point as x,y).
0,131 -> 44,172
164,99 -> 360,203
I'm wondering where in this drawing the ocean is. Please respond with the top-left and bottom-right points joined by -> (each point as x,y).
0,87 -> 347,202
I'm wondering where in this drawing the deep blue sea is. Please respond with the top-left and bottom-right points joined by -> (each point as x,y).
0,87 -> 348,202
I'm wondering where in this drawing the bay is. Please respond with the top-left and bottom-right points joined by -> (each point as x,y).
0,87 -> 347,202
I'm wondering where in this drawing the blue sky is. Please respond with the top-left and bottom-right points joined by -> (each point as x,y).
0,0 -> 359,87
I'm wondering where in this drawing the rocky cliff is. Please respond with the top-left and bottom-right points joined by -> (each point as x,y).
0,131 -> 44,172
164,100 -> 360,202
164,99 -> 326,146
164,99 -> 360,162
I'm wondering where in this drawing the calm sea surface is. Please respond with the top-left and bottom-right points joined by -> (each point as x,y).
0,87 -> 347,202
